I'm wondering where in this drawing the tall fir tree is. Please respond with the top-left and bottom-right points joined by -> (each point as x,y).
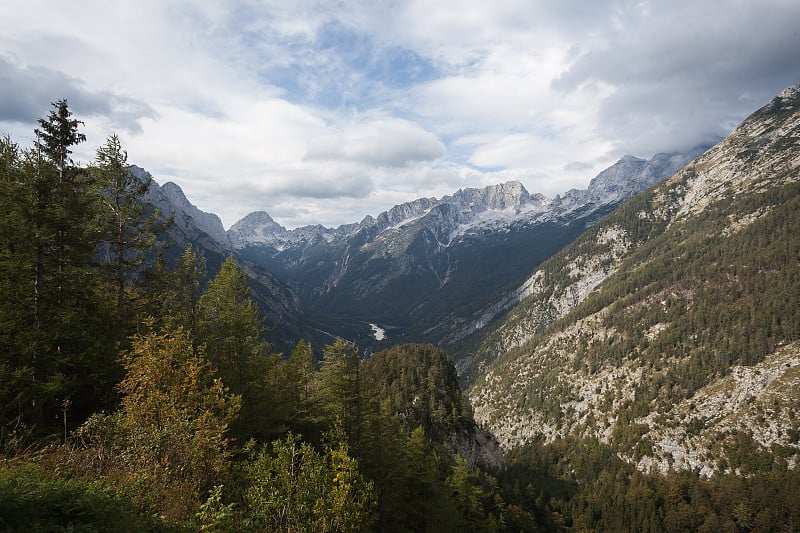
34,99 -> 86,183
318,339 -> 364,453
284,339 -> 320,438
8,101 -> 115,436
199,256 -> 284,441
92,133 -> 164,343
0,134 -> 35,445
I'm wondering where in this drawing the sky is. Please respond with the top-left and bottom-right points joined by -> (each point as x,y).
1,1 -> 799,229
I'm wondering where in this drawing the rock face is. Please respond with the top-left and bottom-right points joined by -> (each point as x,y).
160,181 -> 229,247
229,151 -> 697,353
127,165 -> 304,353
468,85 -> 800,474
128,165 -> 228,255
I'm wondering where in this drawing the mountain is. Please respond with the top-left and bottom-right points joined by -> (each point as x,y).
468,84 -> 800,474
231,149 -> 702,353
361,343 -> 503,469
128,165 -> 304,352
130,165 -> 229,256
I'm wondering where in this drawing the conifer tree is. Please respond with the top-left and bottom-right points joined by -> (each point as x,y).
285,339 -> 318,432
318,339 -> 364,451
93,133 -> 165,342
164,244 -> 206,346
0,135 -> 35,442
199,256 -> 284,440
34,99 -> 86,183
3,101 -> 114,435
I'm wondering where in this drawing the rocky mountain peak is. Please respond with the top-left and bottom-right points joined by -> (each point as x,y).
584,148 -> 708,205
372,196 -> 439,231
228,210 -> 290,248
448,180 -> 531,212
777,83 -> 800,100
127,166 -> 229,248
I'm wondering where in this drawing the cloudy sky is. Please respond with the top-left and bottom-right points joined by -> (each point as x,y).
1,1 -> 799,229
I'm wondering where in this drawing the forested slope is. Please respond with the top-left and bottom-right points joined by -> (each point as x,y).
470,85 -> 800,474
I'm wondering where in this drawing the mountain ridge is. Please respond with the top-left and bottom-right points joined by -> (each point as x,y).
131,146 -> 705,354
226,148 -> 704,252
467,83 -> 800,473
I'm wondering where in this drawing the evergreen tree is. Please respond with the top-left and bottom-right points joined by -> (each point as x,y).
318,339 -> 364,451
0,135 -> 35,445
1,102 -> 114,437
92,133 -> 165,343
34,99 -> 86,183
284,339 -> 319,434
199,256 -> 284,441
162,244 -> 206,345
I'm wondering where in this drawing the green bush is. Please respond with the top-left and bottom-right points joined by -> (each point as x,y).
0,462 -> 166,532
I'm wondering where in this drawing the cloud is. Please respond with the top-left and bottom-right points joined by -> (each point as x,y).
552,0 -> 800,154
305,117 -> 445,167
0,55 -> 156,133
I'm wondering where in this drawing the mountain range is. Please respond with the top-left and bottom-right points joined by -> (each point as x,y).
139,147 -> 705,354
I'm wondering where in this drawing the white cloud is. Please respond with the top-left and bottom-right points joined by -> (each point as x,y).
305,117 -> 445,167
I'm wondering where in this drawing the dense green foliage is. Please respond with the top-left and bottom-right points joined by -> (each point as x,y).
1,103 -> 118,443
467,87 -> 800,488
0,103 -> 515,530
0,462 -> 165,532
361,343 -> 472,439
501,437 -> 800,532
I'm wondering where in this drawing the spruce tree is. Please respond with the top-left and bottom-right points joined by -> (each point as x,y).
318,339 -> 364,451
11,101 -> 114,435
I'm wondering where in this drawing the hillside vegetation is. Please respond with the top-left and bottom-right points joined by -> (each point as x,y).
470,85 -> 800,474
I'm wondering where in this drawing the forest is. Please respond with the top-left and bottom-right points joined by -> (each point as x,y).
1,101 -> 799,531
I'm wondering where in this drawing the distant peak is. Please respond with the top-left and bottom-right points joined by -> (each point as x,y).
161,181 -> 189,202
239,210 -> 275,224
127,164 -> 153,184
619,154 -> 646,163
